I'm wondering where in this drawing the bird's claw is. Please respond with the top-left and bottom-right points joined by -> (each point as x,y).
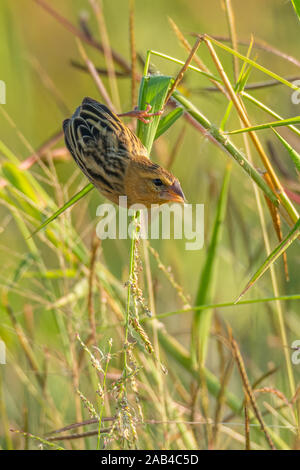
119,104 -> 163,124
134,104 -> 163,123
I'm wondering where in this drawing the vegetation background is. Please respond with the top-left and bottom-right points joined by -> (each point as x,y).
0,0 -> 299,450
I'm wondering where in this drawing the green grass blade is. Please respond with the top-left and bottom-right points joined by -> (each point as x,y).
191,165 -> 231,365
208,36 -> 300,91
11,253 -> 36,286
2,162 -> 44,220
227,116 -> 300,134
172,90 -> 278,206
149,50 -> 222,83
30,183 -> 94,237
144,294 -> 300,321
271,128 -> 300,173
221,37 -> 254,130
24,268 -> 77,279
136,75 -> 173,151
0,139 -> 20,164
155,107 -> 183,139
291,0 -> 300,20
236,217 -> 300,302
241,91 -> 300,138
2,162 -> 40,203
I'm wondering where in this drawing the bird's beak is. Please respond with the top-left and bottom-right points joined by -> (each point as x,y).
162,180 -> 186,204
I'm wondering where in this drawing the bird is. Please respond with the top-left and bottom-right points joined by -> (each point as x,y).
63,97 -> 185,208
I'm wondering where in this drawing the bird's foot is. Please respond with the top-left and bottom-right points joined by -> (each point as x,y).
118,104 -> 163,123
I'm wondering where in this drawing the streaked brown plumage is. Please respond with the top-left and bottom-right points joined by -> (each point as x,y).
63,97 -> 185,207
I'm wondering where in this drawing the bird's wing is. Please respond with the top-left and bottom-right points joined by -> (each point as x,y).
63,97 -> 149,196
66,97 -> 148,158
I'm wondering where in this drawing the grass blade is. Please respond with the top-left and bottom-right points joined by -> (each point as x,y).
2,162 -> 45,221
30,183 -> 94,237
144,294 -> 300,321
149,50 -> 222,83
155,107 -> 183,139
291,0 -> 300,20
241,91 -> 300,138
227,116 -> 300,135
236,217 -> 300,302
2,162 -> 40,205
207,35 -> 300,91
136,75 -> 173,150
191,165 -> 231,365
271,128 -> 300,173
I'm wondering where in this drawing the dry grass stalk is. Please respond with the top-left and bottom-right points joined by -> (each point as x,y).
5,303 -> 44,390
224,0 -> 239,81
147,243 -> 190,306
262,171 -> 289,281
76,39 -> 116,112
213,358 -> 234,447
164,36 -> 203,106
244,400 -> 251,450
129,0 -> 137,108
228,327 -> 275,450
88,232 -> 101,343
168,17 -> 229,98
34,0 -> 131,73
89,0 -> 121,111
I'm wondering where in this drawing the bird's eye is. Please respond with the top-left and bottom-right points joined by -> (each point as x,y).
153,178 -> 163,187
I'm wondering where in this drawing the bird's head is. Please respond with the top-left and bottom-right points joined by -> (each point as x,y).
124,157 -> 186,208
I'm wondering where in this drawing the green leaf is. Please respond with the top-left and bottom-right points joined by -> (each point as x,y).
191,165 -> 231,365
271,128 -> 300,173
236,217 -> 300,302
291,0 -> 300,20
136,75 -> 173,152
155,107 -> 183,139
227,116 -> 300,135
30,183 -> 94,237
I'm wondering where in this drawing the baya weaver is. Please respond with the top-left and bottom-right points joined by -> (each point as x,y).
63,97 -> 185,207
